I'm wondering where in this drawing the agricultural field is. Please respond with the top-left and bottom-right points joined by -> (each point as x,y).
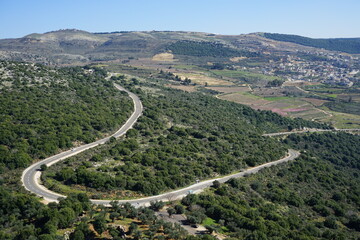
174,72 -> 233,86
210,69 -> 283,85
205,86 -> 250,93
219,92 -> 270,107
219,92 -> 330,121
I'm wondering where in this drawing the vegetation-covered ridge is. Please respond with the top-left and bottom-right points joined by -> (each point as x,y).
263,33 -> 360,54
43,75 -> 329,198
166,40 -> 259,58
181,132 -> 360,239
0,61 -> 133,170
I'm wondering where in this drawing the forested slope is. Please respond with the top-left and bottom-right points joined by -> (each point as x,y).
263,33 -> 360,54
181,132 -> 360,239
0,60 -> 346,240
0,61 -> 133,171
44,75 -> 329,198
166,40 -> 259,57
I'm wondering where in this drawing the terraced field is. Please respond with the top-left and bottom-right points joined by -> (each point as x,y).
218,92 -> 329,120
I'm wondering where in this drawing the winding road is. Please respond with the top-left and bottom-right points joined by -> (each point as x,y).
263,128 -> 360,137
22,83 -> 301,207
21,84 -> 143,203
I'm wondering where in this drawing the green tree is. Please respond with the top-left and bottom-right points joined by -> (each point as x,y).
167,207 -> 176,217
40,164 -> 48,171
93,215 -> 107,234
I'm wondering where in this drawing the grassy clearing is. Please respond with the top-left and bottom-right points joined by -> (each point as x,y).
202,217 -> 229,234
325,94 -> 338,98
203,217 -> 216,225
114,218 -> 134,226
45,178 -> 86,196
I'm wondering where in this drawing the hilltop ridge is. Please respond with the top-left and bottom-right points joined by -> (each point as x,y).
1,29 -> 358,65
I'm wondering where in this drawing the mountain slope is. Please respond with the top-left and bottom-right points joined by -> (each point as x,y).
0,61 -> 133,170
2,29 -> 357,65
183,132 -> 360,239
263,33 -> 360,54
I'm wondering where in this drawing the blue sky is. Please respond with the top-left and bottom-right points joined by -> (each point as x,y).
1,0 -> 359,39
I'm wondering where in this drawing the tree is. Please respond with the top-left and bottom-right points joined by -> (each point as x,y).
109,212 -> 120,222
266,79 -> 285,87
38,234 -> 55,240
167,208 -> 176,217
181,194 -> 198,206
324,216 -> 338,229
93,215 -> 107,235
70,230 -> 85,240
205,225 -> 219,234
132,229 -> 142,240
58,207 -> 75,228
128,222 -> 138,235
174,205 -> 185,214
149,201 -> 165,211
212,180 -> 221,189
40,164 -> 48,171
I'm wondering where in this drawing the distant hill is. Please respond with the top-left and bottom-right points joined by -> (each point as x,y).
1,29 -> 359,65
263,33 -> 360,54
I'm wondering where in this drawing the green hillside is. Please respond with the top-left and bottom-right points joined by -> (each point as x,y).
0,59 -> 357,240
183,132 -> 360,239
263,33 -> 360,53
166,40 -> 259,57
43,73 -> 328,198
0,61 -> 132,170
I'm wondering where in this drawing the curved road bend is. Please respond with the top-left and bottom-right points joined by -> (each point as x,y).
21,83 -> 143,202
92,149 -> 300,207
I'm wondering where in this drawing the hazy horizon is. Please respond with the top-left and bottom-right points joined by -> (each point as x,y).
1,0 -> 360,39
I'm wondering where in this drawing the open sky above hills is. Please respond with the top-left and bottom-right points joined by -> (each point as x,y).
1,0 -> 360,39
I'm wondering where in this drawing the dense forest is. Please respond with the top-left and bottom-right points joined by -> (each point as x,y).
0,61 -> 133,171
180,132 -> 360,239
263,33 -> 360,54
166,40 -> 259,58
44,75 -> 329,198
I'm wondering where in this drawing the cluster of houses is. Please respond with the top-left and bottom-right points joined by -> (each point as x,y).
261,52 -> 359,87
